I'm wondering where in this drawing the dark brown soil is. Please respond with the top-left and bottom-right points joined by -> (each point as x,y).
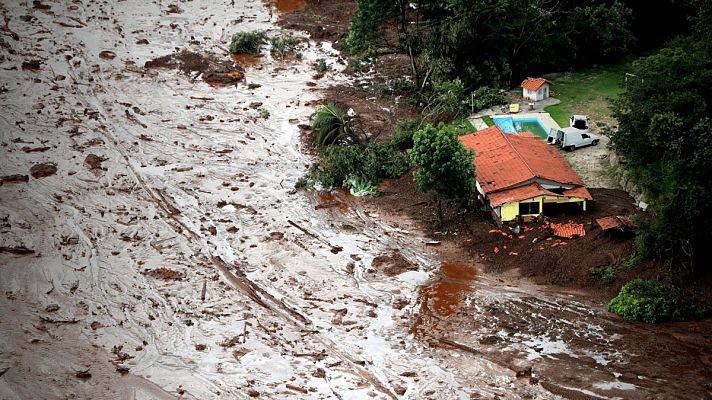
1,174 -> 29,184
144,51 -> 245,85
278,0 -> 357,44
84,154 -> 104,170
142,267 -> 185,281
371,251 -> 418,277
321,84 -> 419,142
30,163 -> 57,179
365,172 -> 658,300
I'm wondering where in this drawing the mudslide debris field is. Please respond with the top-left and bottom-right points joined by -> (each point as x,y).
0,1 -> 710,399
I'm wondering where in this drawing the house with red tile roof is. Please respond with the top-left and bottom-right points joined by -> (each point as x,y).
521,77 -> 553,101
459,126 -> 591,225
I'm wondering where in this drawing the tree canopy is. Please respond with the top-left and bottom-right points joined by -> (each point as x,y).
610,0 -> 712,273
345,0 -> 646,90
409,123 -> 476,222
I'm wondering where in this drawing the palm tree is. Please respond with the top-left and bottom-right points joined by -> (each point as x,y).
312,103 -> 357,147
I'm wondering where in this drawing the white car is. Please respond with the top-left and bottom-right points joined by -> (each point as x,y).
547,127 -> 600,150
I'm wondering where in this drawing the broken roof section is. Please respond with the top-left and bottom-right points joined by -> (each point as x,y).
487,182 -> 591,207
596,216 -> 637,231
521,77 -> 554,91
549,222 -> 586,239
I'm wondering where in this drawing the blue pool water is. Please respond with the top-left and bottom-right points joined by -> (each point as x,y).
492,117 -> 548,139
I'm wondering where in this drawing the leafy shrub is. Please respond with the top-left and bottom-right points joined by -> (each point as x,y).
315,59 -> 332,72
387,119 -> 420,150
348,54 -> 373,73
344,175 -> 379,197
270,34 -> 299,56
259,108 -> 270,119
423,79 -> 467,120
309,143 -> 411,190
364,142 -> 411,178
608,279 -> 701,323
312,103 -> 356,147
590,265 -> 615,283
470,86 -> 507,111
229,31 -> 266,55
310,145 -> 363,188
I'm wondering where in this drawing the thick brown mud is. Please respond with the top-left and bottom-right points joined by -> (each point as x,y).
412,262 -> 477,335
274,0 -> 306,13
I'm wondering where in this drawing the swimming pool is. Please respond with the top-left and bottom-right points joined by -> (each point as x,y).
493,117 -> 549,139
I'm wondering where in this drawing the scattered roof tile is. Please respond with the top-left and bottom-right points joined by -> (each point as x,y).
549,222 -> 585,239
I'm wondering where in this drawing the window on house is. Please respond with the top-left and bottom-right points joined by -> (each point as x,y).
519,201 -> 540,215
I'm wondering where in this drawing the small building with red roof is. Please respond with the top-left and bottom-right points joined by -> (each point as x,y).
459,125 -> 591,225
521,77 -> 554,101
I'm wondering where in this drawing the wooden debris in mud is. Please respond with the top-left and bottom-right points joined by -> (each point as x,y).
1,174 -> 29,184
141,267 -> 184,281
285,383 -> 308,394
0,246 -> 34,254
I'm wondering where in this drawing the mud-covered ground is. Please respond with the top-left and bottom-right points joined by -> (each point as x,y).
1,1 -> 710,400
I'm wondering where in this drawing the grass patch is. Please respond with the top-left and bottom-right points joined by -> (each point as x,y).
543,59 -> 632,127
451,117 -> 476,135
481,115 -> 494,127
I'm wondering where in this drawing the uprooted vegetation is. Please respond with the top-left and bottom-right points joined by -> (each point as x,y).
300,104 -> 423,195
228,31 -> 302,59
144,51 -> 245,84
270,34 -> 300,57
228,31 -> 267,55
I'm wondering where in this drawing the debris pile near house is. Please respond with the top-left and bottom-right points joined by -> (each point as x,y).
596,215 -> 637,232
547,221 -> 586,239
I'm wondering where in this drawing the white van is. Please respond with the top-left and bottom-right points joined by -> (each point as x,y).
546,127 -> 600,150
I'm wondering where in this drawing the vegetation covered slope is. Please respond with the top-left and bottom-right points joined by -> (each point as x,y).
610,0 -> 712,275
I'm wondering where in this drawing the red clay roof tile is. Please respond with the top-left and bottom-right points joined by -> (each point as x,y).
487,183 -> 550,207
458,126 -> 585,195
486,183 -> 591,207
549,222 -> 586,239
521,77 -> 554,91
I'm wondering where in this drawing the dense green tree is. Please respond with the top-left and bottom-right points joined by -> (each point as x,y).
409,123 -> 476,223
345,0 -> 638,90
610,14 -> 712,273
566,1 -> 635,65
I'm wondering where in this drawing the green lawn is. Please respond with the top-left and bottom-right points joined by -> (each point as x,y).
544,59 -> 632,128
481,115 -> 494,127
452,116 -> 476,135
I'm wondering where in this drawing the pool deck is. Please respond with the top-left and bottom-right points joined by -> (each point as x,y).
490,112 -> 561,131
469,112 -> 561,134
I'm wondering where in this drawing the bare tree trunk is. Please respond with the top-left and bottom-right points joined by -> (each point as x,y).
437,197 -> 443,225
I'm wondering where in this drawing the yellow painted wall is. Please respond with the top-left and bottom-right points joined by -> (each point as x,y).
501,202 -> 520,222
497,196 -> 587,222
